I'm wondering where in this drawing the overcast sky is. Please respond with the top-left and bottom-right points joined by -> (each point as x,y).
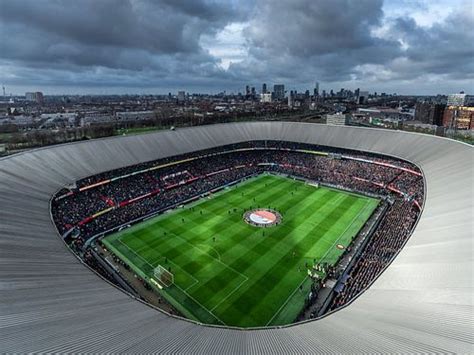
0,0 -> 472,95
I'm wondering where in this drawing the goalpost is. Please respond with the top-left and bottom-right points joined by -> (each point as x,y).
153,265 -> 174,287
306,181 -> 319,188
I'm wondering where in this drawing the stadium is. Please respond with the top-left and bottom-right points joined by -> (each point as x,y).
1,122 -> 472,353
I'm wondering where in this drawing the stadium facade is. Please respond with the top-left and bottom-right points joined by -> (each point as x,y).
1,122 -> 472,353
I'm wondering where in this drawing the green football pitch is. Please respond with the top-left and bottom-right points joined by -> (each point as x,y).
103,174 -> 379,328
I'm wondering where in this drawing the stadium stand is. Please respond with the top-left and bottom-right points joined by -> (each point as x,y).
0,122 -> 472,353
51,142 -> 423,242
51,141 -> 424,317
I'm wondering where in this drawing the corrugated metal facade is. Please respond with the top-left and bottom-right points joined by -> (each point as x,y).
1,122 -> 472,353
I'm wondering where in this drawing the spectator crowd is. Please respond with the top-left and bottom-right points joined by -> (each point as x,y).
52,140 -> 423,312
329,199 -> 417,311
53,141 -> 423,238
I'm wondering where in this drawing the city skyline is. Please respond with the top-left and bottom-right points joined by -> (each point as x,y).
0,0 -> 473,95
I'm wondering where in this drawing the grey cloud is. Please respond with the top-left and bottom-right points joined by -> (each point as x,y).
0,0 -> 472,94
224,0 -> 472,93
226,0 -> 401,85
0,0 -> 237,91
0,0 -> 233,54
396,11 -> 474,76
246,0 -> 386,57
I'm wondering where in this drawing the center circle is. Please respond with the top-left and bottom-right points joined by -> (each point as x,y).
243,208 -> 282,227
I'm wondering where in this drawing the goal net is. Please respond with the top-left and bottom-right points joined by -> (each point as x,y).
153,265 -> 174,287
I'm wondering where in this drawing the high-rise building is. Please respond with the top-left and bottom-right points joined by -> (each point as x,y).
288,90 -> 294,107
177,91 -> 185,103
273,84 -> 285,100
25,91 -> 44,105
245,85 -> 250,96
430,104 -> 445,126
442,106 -> 474,130
354,88 -> 360,100
262,83 -> 267,94
447,93 -> 474,106
33,92 -> 43,104
314,82 -> 319,96
415,102 -> 446,125
357,91 -> 369,104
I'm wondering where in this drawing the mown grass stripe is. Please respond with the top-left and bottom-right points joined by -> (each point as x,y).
214,193 -> 359,325
105,174 -> 379,327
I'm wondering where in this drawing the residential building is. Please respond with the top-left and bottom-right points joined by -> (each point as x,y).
25,92 -> 44,105
447,93 -> 474,106
177,91 -> 185,103
414,102 -> 445,125
273,84 -> 285,100
442,106 -> 474,130
357,91 -> 369,104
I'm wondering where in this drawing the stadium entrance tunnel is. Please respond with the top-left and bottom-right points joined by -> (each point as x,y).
50,140 -> 424,328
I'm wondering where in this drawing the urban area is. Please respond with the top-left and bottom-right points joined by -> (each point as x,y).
1,84 -> 472,156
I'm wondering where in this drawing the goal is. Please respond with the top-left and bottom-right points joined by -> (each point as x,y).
153,265 -> 174,287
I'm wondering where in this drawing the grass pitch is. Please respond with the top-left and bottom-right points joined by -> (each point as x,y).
103,174 -> 379,327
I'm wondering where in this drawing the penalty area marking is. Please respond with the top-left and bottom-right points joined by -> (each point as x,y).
167,231 -> 249,283
117,237 -> 223,324
172,281 -> 227,326
117,238 -> 156,271
196,243 -> 222,261
166,231 -> 250,311
117,237 -> 200,290
118,232 -> 249,317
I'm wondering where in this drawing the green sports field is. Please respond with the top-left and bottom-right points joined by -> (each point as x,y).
103,174 -> 379,328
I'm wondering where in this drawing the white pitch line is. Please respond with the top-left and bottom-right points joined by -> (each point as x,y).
118,236 -> 199,287
266,200 -> 373,326
118,238 -> 156,270
183,279 -> 200,292
169,232 -> 249,282
119,238 -> 224,324
168,232 -> 254,314
328,194 -> 346,205
119,233 -> 248,322
210,277 -> 248,312
173,282 -> 226,326
319,199 -> 372,263
118,239 -> 226,325
266,275 -> 309,326
164,258 -> 199,289
196,243 -> 222,261
118,238 -> 200,290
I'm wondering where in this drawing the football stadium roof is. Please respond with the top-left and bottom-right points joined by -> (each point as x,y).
1,122 -> 472,353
